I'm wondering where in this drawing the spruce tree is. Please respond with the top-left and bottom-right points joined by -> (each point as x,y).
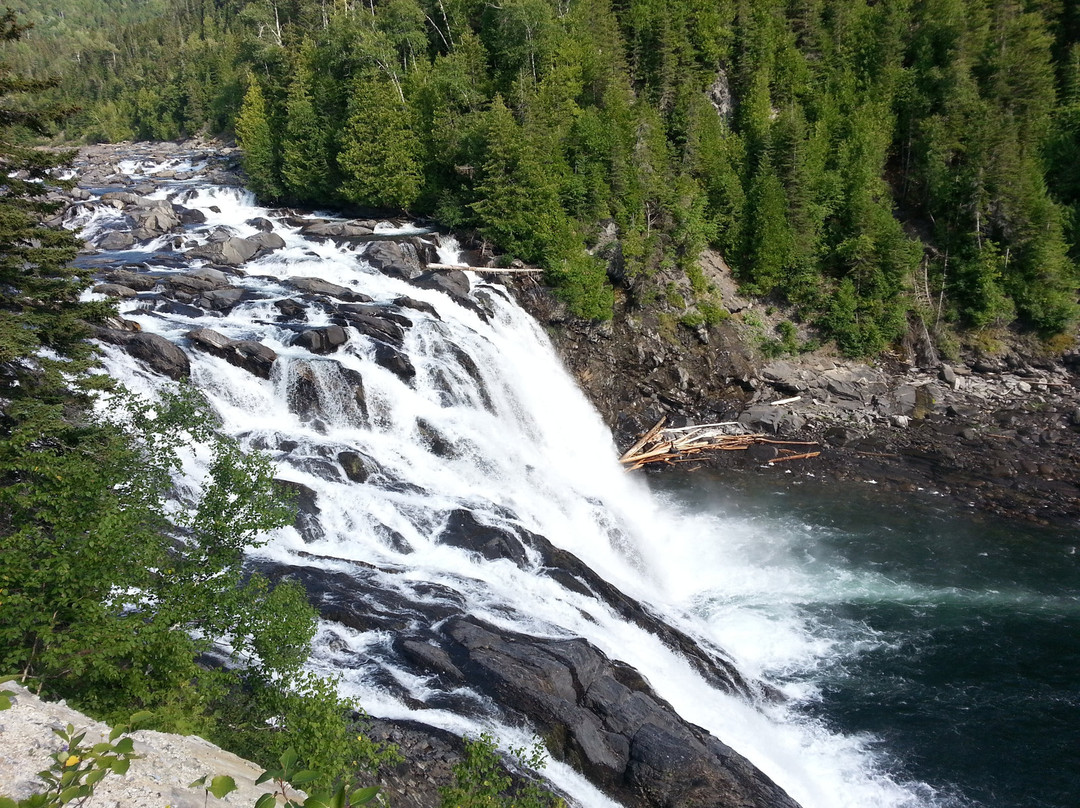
338,75 -> 422,210
235,76 -> 282,200
281,61 -> 330,204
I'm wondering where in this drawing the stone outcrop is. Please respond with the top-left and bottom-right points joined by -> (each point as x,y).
187,327 -> 278,378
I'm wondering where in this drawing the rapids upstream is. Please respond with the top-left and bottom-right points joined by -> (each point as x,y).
61,144 -> 1079,808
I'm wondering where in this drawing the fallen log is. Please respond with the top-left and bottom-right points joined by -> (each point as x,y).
619,420 -> 820,470
767,451 -> 821,464
426,262 -> 544,274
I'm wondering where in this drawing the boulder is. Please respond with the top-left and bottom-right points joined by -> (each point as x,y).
93,283 -> 138,298
249,231 -> 286,252
338,311 -> 405,347
187,236 -> 261,266
337,450 -> 375,484
274,298 -> 306,321
284,359 -> 368,428
187,327 -> 278,379
438,510 -> 528,566
98,231 -> 135,251
373,343 -> 416,382
291,325 -> 349,355
102,269 -> 157,291
176,206 -> 207,224
131,204 -> 182,236
246,217 -> 275,232
393,296 -> 441,320
115,332 -> 191,380
299,220 -> 376,241
289,276 -> 373,303
409,269 -> 489,322
199,287 -> 248,312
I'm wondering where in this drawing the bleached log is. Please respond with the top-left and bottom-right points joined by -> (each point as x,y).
426,262 -> 543,274
619,416 -> 667,463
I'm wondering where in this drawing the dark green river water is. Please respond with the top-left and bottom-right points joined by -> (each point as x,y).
651,471 -> 1080,808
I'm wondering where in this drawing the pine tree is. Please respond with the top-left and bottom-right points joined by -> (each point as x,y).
338,75 -> 423,210
234,76 -> 282,200
0,11 -> 103,414
281,60 -> 330,204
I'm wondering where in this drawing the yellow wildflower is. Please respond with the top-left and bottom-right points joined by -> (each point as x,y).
64,755 -> 80,767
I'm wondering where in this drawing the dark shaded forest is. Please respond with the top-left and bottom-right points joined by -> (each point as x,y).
8,0 -> 1080,354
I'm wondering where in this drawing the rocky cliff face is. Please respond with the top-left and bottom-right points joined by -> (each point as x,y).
510,262 -> 1080,527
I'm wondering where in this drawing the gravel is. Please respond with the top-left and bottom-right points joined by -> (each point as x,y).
0,682 -> 290,808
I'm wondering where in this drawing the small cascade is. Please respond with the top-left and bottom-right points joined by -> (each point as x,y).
72,151 -> 941,808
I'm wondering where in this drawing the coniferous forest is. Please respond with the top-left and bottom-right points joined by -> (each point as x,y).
7,0 -> 1080,352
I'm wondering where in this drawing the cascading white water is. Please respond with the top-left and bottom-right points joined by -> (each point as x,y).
81,164 -> 943,808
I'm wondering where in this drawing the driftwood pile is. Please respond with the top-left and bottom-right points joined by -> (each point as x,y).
619,417 -> 820,471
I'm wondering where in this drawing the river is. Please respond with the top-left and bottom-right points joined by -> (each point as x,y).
70,151 -> 1079,808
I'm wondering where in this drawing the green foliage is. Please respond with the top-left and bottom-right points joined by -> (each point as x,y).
439,734 -> 564,808
281,56 -> 332,204
235,77 -> 281,201
338,75 -> 423,210
12,0 -> 1080,348
251,748 -> 381,808
215,671 -> 402,791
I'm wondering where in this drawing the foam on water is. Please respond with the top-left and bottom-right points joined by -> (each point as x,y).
87,163 -> 953,808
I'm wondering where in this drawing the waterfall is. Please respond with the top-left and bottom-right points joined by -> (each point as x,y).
78,157 -> 940,808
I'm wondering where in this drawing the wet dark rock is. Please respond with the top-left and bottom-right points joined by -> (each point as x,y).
164,272 -> 224,300
292,325 -> 349,354
338,311 -> 405,347
374,343 -> 416,381
289,276 -> 373,303
274,298 -> 307,321
412,268 -> 469,298
176,206 -> 207,224
246,217 -> 275,232
102,268 -> 157,291
394,296 -> 441,320
439,616 -> 798,808
186,327 -> 278,378
409,269 -> 490,322
154,300 -> 207,318
198,287 -> 249,312
285,359 -> 368,427
416,418 -> 455,458
337,450 -> 376,483
95,329 -> 190,380
251,547 -> 786,808
427,341 -> 494,411
438,510 -> 530,566
338,303 -> 413,329
274,478 -> 323,543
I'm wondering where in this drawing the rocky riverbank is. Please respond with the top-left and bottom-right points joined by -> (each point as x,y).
510,259 -> 1080,528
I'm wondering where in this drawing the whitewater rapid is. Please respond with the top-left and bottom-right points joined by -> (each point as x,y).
76,161 -> 946,808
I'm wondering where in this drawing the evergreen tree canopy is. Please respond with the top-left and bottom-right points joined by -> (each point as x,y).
16,0 -> 1080,348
